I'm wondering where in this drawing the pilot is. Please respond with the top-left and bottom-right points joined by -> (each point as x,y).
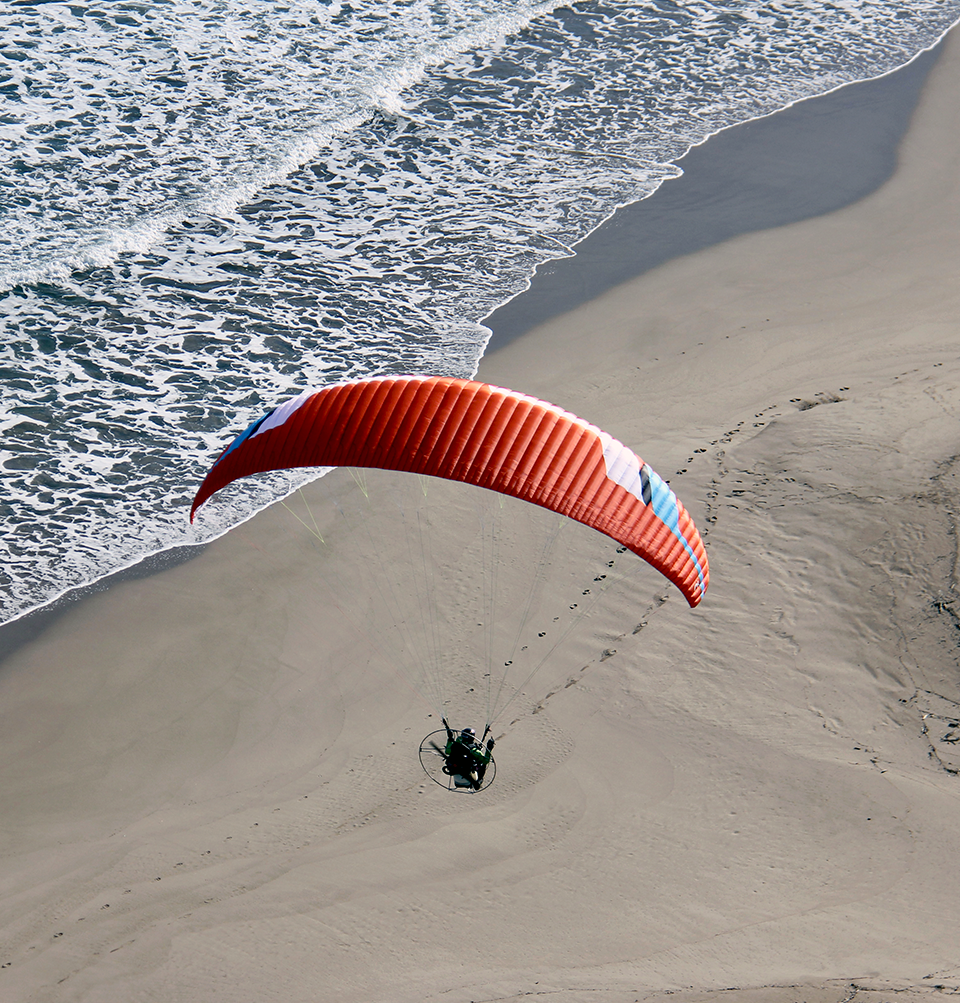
442,719 -> 495,790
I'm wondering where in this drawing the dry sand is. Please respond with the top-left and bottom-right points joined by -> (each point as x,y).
4,25 -> 960,1003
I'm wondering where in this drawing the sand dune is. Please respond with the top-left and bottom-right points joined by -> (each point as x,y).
3,25 -> 960,1003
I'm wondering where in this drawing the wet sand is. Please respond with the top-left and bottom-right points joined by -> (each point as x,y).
3,25 -> 960,1003
484,41 -> 940,348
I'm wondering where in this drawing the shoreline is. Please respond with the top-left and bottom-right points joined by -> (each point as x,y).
3,21 -> 960,1003
484,37 -> 941,349
0,544 -> 206,665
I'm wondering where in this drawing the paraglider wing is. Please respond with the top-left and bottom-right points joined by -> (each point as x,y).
190,376 -> 709,606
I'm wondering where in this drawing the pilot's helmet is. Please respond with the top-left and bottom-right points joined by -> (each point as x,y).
461,727 -> 476,743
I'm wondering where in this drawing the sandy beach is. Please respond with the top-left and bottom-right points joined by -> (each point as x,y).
4,23 -> 960,1003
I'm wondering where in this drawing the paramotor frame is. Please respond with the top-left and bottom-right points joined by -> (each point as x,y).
418,729 -> 496,793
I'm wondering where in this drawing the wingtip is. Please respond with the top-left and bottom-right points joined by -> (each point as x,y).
188,493 -> 204,524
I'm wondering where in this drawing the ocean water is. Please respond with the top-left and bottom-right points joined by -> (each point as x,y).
2,0 -> 959,625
